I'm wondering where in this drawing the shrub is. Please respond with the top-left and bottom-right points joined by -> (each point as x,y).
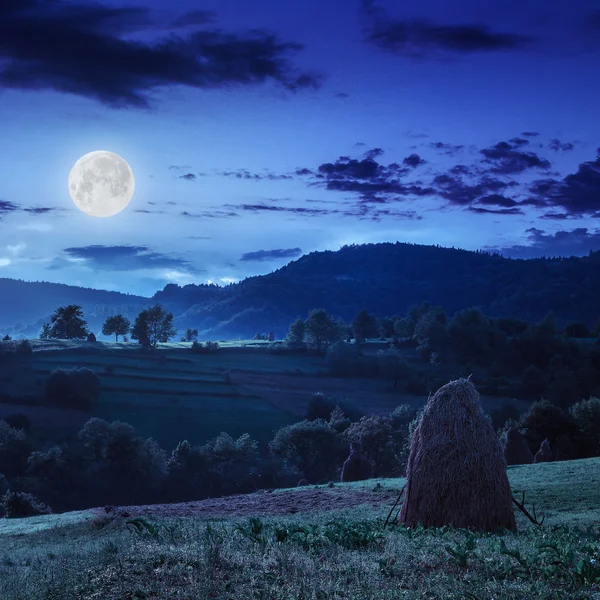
306,393 -> 337,421
343,415 -> 402,477
0,421 -> 34,477
2,413 -> 31,434
77,418 -> 167,505
87,333 -> 97,343
45,367 -> 101,410
326,341 -> 362,377
518,399 -> 583,459
269,419 -> 345,483
0,490 -> 52,518
570,397 -> 600,457
191,341 -> 219,353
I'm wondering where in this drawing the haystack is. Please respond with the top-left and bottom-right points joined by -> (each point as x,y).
398,378 -> 516,532
534,438 -> 554,463
503,427 -> 534,465
340,441 -> 372,482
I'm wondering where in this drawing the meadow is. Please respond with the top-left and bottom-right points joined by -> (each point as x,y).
0,339 -> 531,451
0,458 -> 598,599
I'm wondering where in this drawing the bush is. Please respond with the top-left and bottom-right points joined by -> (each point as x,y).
87,333 -> 97,343
0,421 -> 34,477
570,397 -> 600,457
306,393 -> 337,421
518,399 -> 583,459
45,367 -> 101,410
2,413 -> 31,434
326,341 -> 362,377
0,490 -> 52,518
269,420 -> 345,483
343,415 -> 402,478
191,341 -> 219,353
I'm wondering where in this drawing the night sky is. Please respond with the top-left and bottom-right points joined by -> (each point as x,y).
1,0 -> 599,296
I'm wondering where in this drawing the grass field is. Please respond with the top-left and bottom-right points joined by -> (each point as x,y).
0,339 -> 532,451
0,458 -> 598,599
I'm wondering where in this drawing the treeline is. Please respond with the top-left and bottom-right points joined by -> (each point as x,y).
1,391 -> 599,518
279,302 -> 600,408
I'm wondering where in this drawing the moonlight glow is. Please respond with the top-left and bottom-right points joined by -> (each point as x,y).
68,151 -> 135,218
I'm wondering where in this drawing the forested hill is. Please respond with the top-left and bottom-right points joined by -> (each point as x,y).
2,242 -> 600,339
161,242 -> 600,339
0,278 -> 149,334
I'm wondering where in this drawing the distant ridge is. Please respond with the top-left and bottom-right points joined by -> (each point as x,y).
2,242 -> 600,339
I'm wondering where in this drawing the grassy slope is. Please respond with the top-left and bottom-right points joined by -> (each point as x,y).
0,340 -> 530,451
0,458 -> 599,599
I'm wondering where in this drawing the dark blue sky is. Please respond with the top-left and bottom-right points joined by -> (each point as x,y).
1,0 -> 599,296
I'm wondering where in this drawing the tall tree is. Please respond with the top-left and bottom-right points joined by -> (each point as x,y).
183,328 -> 198,342
45,305 -> 89,340
352,309 -> 379,343
101,315 -> 132,342
304,309 -> 339,352
285,317 -> 306,348
131,304 -> 176,347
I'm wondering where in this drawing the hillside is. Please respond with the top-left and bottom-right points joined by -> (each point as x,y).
0,278 -> 150,338
1,458 -> 599,599
3,242 -> 600,340
167,242 -> 600,339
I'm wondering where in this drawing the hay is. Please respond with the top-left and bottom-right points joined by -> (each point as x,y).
504,427 -> 534,465
398,378 -> 516,532
534,438 -> 554,463
340,441 -> 373,482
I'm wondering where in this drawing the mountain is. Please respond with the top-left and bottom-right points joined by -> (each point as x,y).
3,242 -> 600,339
0,278 -> 150,338
162,242 -> 600,339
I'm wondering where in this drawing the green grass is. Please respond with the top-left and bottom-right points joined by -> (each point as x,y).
0,459 -> 599,599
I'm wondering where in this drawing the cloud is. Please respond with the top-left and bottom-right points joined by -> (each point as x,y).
167,10 -> 216,29
489,227 -> 600,259
548,139 -> 575,152
22,207 -> 60,214
240,248 -> 303,262
219,169 -> 293,181
179,173 -> 197,181
430,141 -> 465,156
528,153 -> 600,216
508,137 -> 530,147
6,243 -> 26,256
224,203 -> 333,216
0,200 -> 19,215
480,140 -> 552,174
334,92 -> 350,98
403,153 -> 426,167
54,245 -> 204,273
181,210 -> 239,219
433,173 -> 518,206
521,131 -> 540,137
0,1 -> 321,108
360,0 -> 532,59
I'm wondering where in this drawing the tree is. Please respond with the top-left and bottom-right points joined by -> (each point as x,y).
183,328 -> 198,342
304,309 -> 339,352
285,317 -> 306,348
45,305 -> 89,340
102,315 -> 132,342
131,304 -> 176,347
39,323 -> 52,340
352,309 -> 379,343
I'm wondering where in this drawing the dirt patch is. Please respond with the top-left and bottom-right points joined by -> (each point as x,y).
92,485 -> 400,520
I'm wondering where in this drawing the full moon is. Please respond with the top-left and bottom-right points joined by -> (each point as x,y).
68,151 -> 135,218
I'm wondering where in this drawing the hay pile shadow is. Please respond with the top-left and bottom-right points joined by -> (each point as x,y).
398,377 -> 516,532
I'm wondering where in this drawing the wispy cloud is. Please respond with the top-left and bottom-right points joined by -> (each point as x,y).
240,248 -> 303,262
